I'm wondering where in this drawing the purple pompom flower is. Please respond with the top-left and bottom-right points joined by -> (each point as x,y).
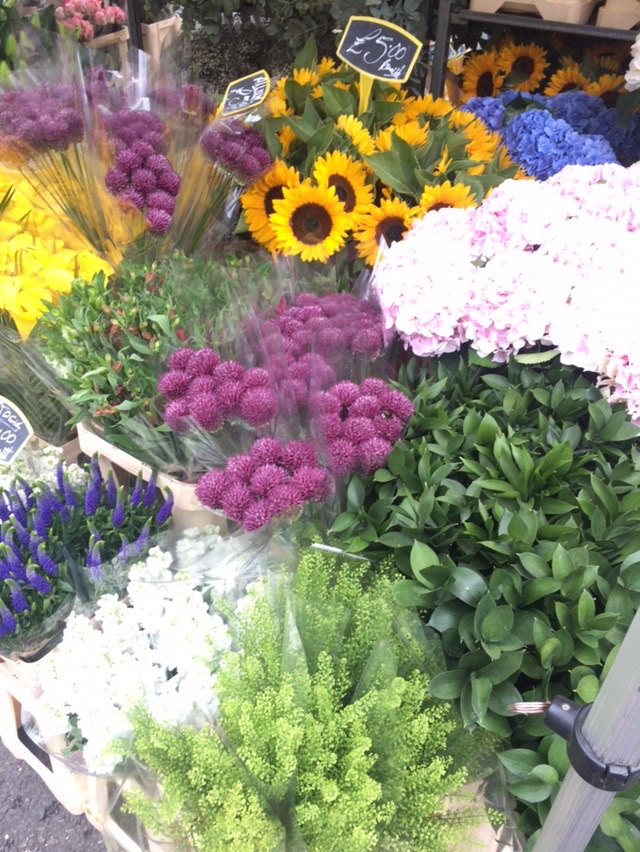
157,369 -> 192,400
221,483 -> 253,523
239,386 -> 277,427
213,360 -> 245,384
157,168 -> 181,195
163,398 -> 191,433
225,454 -> 256,483
189,393 -> 225,431
360,377 -> 389,396
379,388 -> 415,421
216,380 -> 244,416
249,464 -> 289,498
351,395 -> 382,419
146,190 -> 176,214
356,437 -> 394,475
189,348 -> 220,376
250,438 -> 284,466
167,348 -> 194,371
343,417 -> 377,444
146,208 -> 173,234
105,166 -> 130,195
131,167 -> 158,194
280,440 -> 319,472
196,469 -> 228,509
243,368 -> 270,389
242,499 -> 276,531
289,466 -> 331,500
118,188 -> 146,212
188,376 -> 217,397
327,439 -> 358,476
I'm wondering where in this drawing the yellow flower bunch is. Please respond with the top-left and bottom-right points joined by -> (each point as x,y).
0,171 -> 112,338
243,41 -> 519,265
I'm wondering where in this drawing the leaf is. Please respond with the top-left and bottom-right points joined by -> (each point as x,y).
481,606 -> 515,643
347,476 -> 365,511
540,637 -> 563,669
470,674 -> 492,722
410,540 -> 439,572
478,649 -> 524,685
522,578 -> 561,606
450,565 -> 488,605
577,590 -> 596,627
378,531 -> 415,547
514,349 -> 560,365
518,552 -> 550,579
575,674 -> 600,703
293,35 -> 317,70
363,150 -> 422,199
507,778 -> 554,803
392,579 -> 430,607
329,512 -> 358,533
321,83 -> 356,118
530,764 -> 559,785
428,669 -> 469,700
498,748 -> 541,776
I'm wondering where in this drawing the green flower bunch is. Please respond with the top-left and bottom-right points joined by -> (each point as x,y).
124,548 -> 493,850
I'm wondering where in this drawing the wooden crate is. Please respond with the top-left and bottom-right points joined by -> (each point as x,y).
0,655 -> 89,815
141,16 -> 182,78
596,0 -> 640,28
469,0 -> 597,23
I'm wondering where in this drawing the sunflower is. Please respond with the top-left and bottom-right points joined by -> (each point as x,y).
336,114 -> 375,156
292,67 -> 321,88
419,181 -> 478,215
587,74 -> 626,108
353,196 -> 418,266
241,160 -> 301,252
312,151 -> 373,218
543,68 -> 591,95
450,111 -> 501,172
269,182 -> 350,262
375,121 -> 429,152
400,94 -> 454,123
461,51 -> 504,102
278,125 -> 297,157
497,42 -> 549,93
433,146 -> 453,176
317,57 -> 337,77
586,42 -> 629,71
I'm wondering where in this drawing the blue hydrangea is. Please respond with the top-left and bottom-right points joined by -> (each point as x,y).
461,97 -> 507,132
547,91 -> 626,156
503,109 -> 618,180
616,112 -> 640,166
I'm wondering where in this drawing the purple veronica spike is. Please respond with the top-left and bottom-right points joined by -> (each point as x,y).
1,542 -> 25,580
62,476 -> 77,510
154,492 -> 174,527
130,475 -> 144,509
25,565 -> 52,596
112,490 -> 126,528
12,517 -> 30,549
142,473 -> 158,508
6,579 -> 29,613
86,538 -> 104,583
36,544 -> 59,577
0,560 -> 10,581
132,520 -> 151,557
16,479 -> 36,510
29,532 -> 41,562
0,599 -> 17,635
56,462 -> 65,493
105,471 -> 118,509
116,539 -> 132,565
0,498 -> 10,523
32,510 -> 48,539
84,479 -> 102,517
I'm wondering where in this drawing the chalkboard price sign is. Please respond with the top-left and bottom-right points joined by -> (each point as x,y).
337,17 -> 423,84
220,70 -> 270,116
0,395 -> 33,466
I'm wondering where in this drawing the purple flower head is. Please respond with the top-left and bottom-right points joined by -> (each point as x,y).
327,439 -> 358,476
360,377 -> 389,397
36,543 -> 58,577
145,131 -> 168,155
61,476 -> 77,510
356,437 -> 394,476
55,463 -> 65,493
112,488 -> 127,527
375,414 -> 405,443
155,491 -> 174,526
0,599 -> 17,635
225,454 -> 256,483
143,473 -> 158,508
84,478 -> 102,517
250,438 -> 284,466
351,326 -> 384,357
133,519 -> 152,557
146,208 -> 173,234
221,483 -> 253,523
105,166 -> 130,195
163,398 -> 191,433
130,140 -> 157,161
319,413 -> 344,443
243,368 -> 270,389
266,484 -> 303,517
26,565 -> 52,596
12,517 -> 30,549
86,536 -> 104,582
239,386 -> 277,427
118,188 -> 146,212
188,376 -> 217,397
6,579 -> 29,614
290,466 -> 331,501
28,532 -> 41,562
132,167 -> 158,195
196,469 -> 229,509
343,417 -> 377,444
190,393 -> 225,431
242,499 -> 276,531
157,369 -> 192,401
249,464 -> 289,498
379,388 -> 414,421
167,348 -> 194,371
280,440 -> 319,472
216,380 -> 245,416
146,152 -> 173,176
157,168 -> 181,195
130,474 -> 144,508
189,347 -> 220,376
105,471 -> 118,509
213,360 -> 245,384
351,394 -> 382,419
146,190 -> 176,214
236,149 -> 272,184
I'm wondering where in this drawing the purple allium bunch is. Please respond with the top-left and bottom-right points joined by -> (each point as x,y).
0,460 -> 175,642
159,348 -> 278,432
195,437 -> 333,531
150,84 -> 214,127
103,109 -> 167,155
314,378 -> 414,476
200,117 -> 272,185
104,120 -> 181,234
0,85 -> 84,153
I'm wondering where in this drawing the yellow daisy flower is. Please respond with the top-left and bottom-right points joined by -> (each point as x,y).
450,110 -> 501,171
278,125 -> 297,157
544,68 -> 591,96
419,181 -> 478,215
375,121 -> 429,152
317,57 -> 337,77
292,68 -> 320,88
312,150 -> 373,217
241,160 -> 301,253
270,182 -> 350,263
461,51 -> 504,102
336,114 -> 375,156
353,197 -> 418,266
497,42 -> 549,93
397,94 -> 454,124
587,74 -> 625,108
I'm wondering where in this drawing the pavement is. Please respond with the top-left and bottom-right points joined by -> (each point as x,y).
0,741 -> 105,851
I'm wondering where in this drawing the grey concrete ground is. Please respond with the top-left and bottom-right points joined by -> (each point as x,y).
0,741 -> 105,851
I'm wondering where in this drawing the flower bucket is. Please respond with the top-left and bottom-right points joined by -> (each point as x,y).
76,421 -> 227,534
0,654 -> 89,815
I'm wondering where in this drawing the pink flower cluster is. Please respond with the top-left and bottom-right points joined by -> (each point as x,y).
55,0 -> 125,41
313,378 -> 414,476
195,438 -> 333,531
200,118 -> 272,186
104,113 -> 180,235
158,348 -> 278,431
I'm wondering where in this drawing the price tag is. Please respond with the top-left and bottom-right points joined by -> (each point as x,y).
220,70 -> 270,116
337,17 -> 423,85
0,396 -> 33,466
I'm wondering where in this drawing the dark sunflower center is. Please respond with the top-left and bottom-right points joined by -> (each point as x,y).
477,71 -> 495,97
264,186 -> 285,216
512,56 -> 535,77
600,90 -> 619,108
429,202 -> 452,212
328,175 -> 356,211
559,83 -> 580,93
376,216 -> 406,245
291,203 -> 333,245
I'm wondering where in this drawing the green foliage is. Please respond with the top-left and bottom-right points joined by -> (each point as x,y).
0,1 -> 56,79
125,548 -> 489,850
34,252 -> 275,473
331,351 -> 640,839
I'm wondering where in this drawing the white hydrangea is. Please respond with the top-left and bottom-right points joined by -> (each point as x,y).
626,33 -> 640,92
0,442 -> 86,492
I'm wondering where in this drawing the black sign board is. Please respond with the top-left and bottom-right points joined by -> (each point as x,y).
220,70 -> 270,116
0,396 -> 33,466
337,16 -> 423,84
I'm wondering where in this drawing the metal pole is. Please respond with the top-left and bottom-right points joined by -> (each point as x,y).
533,609 -> 640,851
